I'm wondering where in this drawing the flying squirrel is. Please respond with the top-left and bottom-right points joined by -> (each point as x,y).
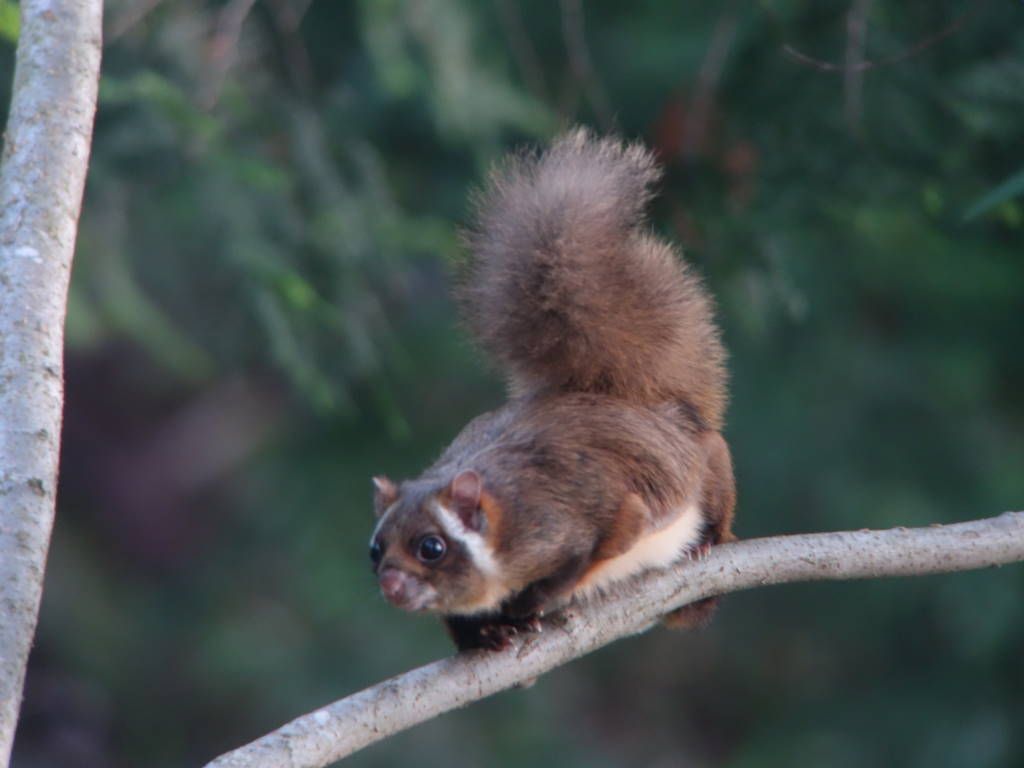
369,129 -> 736,651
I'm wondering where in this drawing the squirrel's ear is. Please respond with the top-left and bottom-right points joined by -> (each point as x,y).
450,469 -> 484,532
372,475 -> 398,517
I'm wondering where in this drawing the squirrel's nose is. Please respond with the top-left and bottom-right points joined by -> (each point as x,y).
379,568 -> 407,602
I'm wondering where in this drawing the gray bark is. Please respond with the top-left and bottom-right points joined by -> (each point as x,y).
206,511 -> 1024,768
0,1 -> 103,764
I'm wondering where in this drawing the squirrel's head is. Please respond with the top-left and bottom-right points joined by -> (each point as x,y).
369,470 -> 507,615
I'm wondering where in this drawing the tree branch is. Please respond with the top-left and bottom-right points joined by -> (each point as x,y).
205,511 -> 1024,768
770,2 -> 986,74
0,1 -> 103,764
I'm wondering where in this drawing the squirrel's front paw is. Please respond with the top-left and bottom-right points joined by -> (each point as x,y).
476,615 -> 542,651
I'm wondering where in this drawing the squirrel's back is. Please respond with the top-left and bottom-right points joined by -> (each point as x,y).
459,129 -> 727,430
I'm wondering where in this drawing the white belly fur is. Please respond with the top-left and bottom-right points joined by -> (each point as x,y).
573,502 -> 704,599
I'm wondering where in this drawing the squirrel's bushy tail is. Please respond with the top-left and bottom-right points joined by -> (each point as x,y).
459,128 -> 727,430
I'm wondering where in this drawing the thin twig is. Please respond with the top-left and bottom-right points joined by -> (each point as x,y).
205,511 -> 1024,768
559,0 -> 614,131
764,2 -> 986,74
843,0 -> 872,136
199,0 -> 260,109
266,0 -> 315,95
495,0 -> 548,102
106,0 -> 169,44
683,9 -> 738,159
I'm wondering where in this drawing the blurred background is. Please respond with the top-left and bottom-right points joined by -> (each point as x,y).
2,0 -> 1023,765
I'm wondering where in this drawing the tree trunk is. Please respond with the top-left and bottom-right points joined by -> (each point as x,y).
0,1 -> 103,764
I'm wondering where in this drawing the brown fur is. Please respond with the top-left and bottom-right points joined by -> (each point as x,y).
592,494 -> 653,561
699,431 -> 737,546
478,491 -> 505,552
460,128 -> 727,430
427,395 -> 706,592
371,130 -> 737,650
662,431 -> 737,629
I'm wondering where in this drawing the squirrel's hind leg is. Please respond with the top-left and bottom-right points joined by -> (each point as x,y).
663,430 -> 736,630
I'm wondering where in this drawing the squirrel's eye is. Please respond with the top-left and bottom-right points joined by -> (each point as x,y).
369,538 -> 384,566
417,535 -> 447,563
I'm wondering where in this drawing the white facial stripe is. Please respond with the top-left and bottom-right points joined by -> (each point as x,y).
432,501 -> 500,578
371,502 -> 399,545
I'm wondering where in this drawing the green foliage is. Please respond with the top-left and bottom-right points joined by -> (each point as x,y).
965,166 -> 1024,220
0,0 -> 18,44
4,1 -> 1023,766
